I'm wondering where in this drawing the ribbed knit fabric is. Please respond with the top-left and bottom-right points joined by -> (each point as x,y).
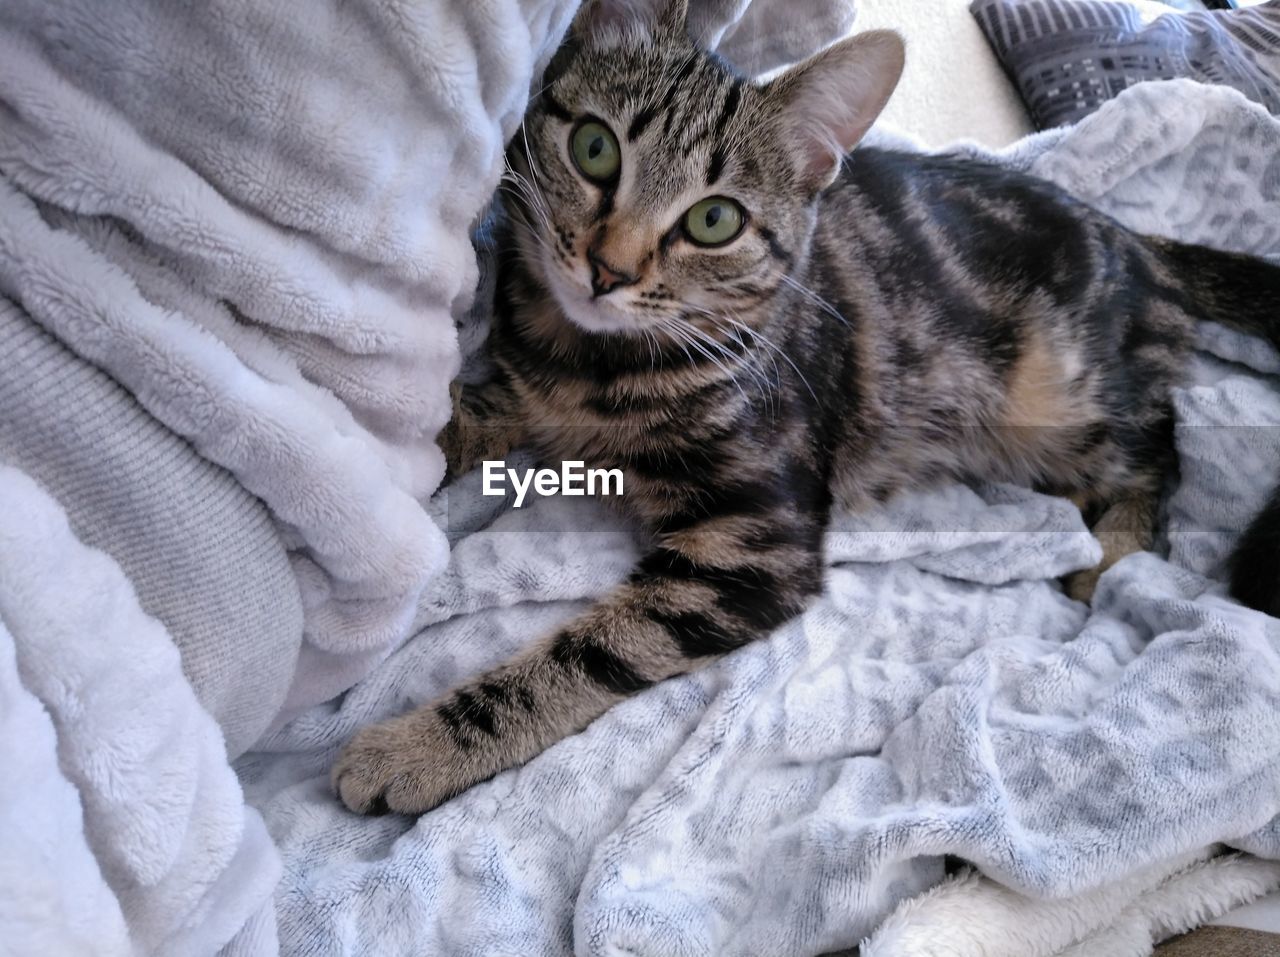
1157,926 -> 1280,956
0,297 -> 302,758
0,466 -> 282,957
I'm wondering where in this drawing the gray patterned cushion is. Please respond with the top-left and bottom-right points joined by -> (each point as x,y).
970,0 -> 1280,129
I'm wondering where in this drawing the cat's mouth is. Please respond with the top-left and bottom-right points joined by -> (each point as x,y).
541,256 -> 652,336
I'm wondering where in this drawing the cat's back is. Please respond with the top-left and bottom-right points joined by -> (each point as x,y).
818,145 -> 1107,292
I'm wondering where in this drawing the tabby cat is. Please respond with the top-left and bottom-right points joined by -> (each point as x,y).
334,0 -> 1280,815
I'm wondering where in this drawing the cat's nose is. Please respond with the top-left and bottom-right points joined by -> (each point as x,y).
588,251 -> 637,298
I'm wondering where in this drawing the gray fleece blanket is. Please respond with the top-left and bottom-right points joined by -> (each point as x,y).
236,80 -> 1280,956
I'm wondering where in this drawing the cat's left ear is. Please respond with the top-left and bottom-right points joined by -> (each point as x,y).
572,0 -> 690,47
768,30 -> 905,191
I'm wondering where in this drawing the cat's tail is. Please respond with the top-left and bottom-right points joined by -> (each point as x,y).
1151,237 -> 1280,348
1227,484 -> 1280,618
1150,238 -> 1280,617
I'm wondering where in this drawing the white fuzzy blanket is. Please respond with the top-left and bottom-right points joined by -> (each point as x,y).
0,0 -> 578,953
0,467 -> 282,957
236,81 -> 1280,957
0,0 -> 582,720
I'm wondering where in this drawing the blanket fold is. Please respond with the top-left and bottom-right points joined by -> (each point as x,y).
0,0 -> 591,719
0,467 -> 282,957
0,295 -> 303,759
862,847 -> 1280,957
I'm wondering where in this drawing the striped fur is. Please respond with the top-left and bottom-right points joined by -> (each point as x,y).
333,0 -> 1280,815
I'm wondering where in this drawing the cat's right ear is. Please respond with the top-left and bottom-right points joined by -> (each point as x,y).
767,30 -> 905,192
571,0 -> 690,48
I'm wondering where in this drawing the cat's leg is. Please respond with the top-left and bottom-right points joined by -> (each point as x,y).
1065,490 -> 1158,603
440,375 -> 524,480
332,511 -> 823,814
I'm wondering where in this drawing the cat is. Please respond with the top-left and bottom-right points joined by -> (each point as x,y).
333,0 -> 1280,815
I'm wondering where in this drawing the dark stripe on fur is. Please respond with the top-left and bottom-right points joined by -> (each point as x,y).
660,57 -> 701,137
707,146 -> 727,186
648,608 -> 743,657
595,187 -> 616,221
627,440 -> 724,478
628,104 -> 659,141
713,81 -> 742,140
540,88 -> 573,123
756,225 -> 791,266
436,701 -> 473,750
1157,240 -> 1280,350
657,480 -> 796,530
453,689 -> 497,736
660,60 -> 701,137
479,680 -> 511,707
638,549 -> 793,610
551,632 -> 652,695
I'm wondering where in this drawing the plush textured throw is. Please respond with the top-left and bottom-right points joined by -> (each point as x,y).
970,0 -> 1280,129
0,467 -> 282,957
0,0 -> 573,951
0,298 -> 303,757
0,0 -> 586,728
862,847 -> 1280,956
235,81 -> 1280,957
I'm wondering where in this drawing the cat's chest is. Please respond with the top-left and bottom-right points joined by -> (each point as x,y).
498,291 -> 745,478
518,382 -> 682,469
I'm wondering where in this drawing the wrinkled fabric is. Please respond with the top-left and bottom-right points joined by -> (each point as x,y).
0,468 -> 281,957
0,0 -> 584,720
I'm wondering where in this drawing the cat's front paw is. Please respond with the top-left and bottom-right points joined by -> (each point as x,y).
331,712 -> 466,815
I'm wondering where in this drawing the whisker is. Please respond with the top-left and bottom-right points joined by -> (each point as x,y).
712,310 -> 819,405
780,274 -> 851,329
501,166 -> 553,232
655,318 -> 698,371
690,316 -> 781,416
658,316 -> 752,407
510,217 -> 561,266
699,314 -> 782,410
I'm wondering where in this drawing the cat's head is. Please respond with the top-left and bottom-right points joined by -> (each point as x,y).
506,0 -> 903,339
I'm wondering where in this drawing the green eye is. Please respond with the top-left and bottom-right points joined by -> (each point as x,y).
683,196 -> 745,247
570,120 -> 620,182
